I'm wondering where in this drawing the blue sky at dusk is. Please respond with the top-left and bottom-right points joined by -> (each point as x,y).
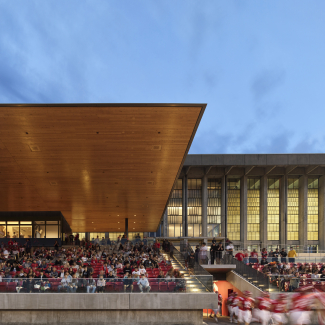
1,1 -> 325,154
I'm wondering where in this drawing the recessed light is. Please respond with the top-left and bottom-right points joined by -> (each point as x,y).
92,222 -> 94,223
134,222 -> 135,223
134,215 -> 136,216
133,228 -> 135,229
117,215 -> 119,217
118,228 -> 120,229
118,222 -> 120,223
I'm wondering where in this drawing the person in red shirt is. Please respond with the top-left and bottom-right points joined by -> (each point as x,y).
253,292 -> 272,325
250,249 -> 259,264
235,251 -> 245,262
271,294 -> 287,325
289,286 -> 315,325
238,291 -> 254,325
226,292 -> 236,323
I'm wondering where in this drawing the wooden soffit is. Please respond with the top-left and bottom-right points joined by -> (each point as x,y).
0,104 -> 205,232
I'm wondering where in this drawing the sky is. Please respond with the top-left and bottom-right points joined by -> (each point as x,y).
0,1 -> 325,154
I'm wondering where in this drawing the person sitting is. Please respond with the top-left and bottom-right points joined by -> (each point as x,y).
137,274 -> 150,293
96,275 -> 106,293
123,273 -> 133,292
87,275 -> 96,293
69,274 -> 78,293
58,274 -> 70,292
174,274 -> 186,292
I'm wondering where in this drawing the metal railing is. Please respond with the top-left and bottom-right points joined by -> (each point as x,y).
0,277 -> 194,293
223,255 -> 270,291
173,246 -> 213,292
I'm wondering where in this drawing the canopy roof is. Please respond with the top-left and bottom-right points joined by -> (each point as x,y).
0,104 -> 205,232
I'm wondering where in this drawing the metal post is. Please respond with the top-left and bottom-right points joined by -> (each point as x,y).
125,218 -> 129,238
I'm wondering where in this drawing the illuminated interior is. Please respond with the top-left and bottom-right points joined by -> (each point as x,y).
287,178 -> 299,241
308,178 -> 319,241
267,178 -> 280,241
227,179 -> 240,241
247,178 -> 260,241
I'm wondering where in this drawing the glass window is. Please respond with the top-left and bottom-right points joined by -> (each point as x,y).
20,225 -> 32,238
208,178 -> 222,235
188,179 -> 202,224
247,178 -> 260,241
167,179 -> 182,224
208,224 -> 220,237
168,225 -> 174,237
227,179 -> 240,241
6,225 -> 19,238
308,178 -> 319,241
90,232 -> 105,241
34,222 -> 46,238
0,225 -> 5,238
46,225 -> 58,238
287,178 -> 299,241
267,178 -> 280,241
174,224 -> 182,237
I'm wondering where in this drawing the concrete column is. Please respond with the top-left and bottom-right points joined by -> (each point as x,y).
260,175 -> 268,247
319,176 -> 325,251
221,175 -> 226,237
182,176 -> 188,237
240,176 -> 247,248
280,175 -> 287,247
125,218 -> 128,238
299,175 -> 308,252
202,175 -> 208,240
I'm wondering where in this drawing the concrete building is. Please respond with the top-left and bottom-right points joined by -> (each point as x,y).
164,154 -> 325,251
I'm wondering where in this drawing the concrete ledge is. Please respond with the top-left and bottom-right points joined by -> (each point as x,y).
0,293 -> 217,310
0,310 -> 202,325
0,293 -> 129,310
129,293 -> 218,309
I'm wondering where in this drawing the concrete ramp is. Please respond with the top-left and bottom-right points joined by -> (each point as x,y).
226,271 -> 263,296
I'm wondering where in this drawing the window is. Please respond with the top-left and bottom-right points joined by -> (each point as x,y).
208,179 -> 222,236
188,179 -> 202,236
247,179 -> 260,241
287,178 -> 299,241
227,179 -> 240,241
308,178 -> 318,241
267,178 -> 280,240
167,179 -> 182,236
34,221 -> 46,238
90,232 -> 105,241
46,221 -> 59,238
20,221 -> 32,239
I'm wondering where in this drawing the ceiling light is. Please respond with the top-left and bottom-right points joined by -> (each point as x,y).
133,228 -> 135,229
118,228 -> 120,229
117,215 -> 119,217
134,222 -> 135,223
118,222 -> 120,223
134,215 -> 136,216
92,222 -> 94,223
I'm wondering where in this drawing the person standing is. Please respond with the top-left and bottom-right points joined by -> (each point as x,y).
280,248 -> 287,263
288,247 -> 297,263
199,243 -> 208,265
225,241 -> 234,264
210,243 -> 218,265
216,242 -> 224,264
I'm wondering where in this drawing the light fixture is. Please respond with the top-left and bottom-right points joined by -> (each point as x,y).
134,222 -> 136,223
134,215 -> 136,216
118,222 -> 120,223
133,228 -> 135,229
118,228 -> 120,229
117,215 -> 119,217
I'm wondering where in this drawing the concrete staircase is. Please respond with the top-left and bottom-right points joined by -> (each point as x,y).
162,252 -> 211,293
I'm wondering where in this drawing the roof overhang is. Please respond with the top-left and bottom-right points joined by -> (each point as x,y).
0,104 -> 205,232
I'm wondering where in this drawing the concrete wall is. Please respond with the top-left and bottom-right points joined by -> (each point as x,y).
226,271 -> 262,297
0,293 -> 217,325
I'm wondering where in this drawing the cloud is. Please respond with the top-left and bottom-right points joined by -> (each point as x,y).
251,69 -> 286,100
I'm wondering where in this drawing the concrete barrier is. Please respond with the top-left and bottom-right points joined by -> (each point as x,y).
0,293 -> 218,325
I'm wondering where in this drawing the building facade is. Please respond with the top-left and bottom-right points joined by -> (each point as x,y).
163,154 -> 325,251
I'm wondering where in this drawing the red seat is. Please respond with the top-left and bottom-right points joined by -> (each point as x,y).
105,282 -> 115,292
168,282 -> 176,292
132,282 -> 140,292
114,282 -> 123,292
0,282 -> 7,292
7,282 -> 17,292
159,282 -> 168,292
150,281 -> 159,292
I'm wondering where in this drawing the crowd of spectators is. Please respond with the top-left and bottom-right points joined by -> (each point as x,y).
0,240 -> 187,293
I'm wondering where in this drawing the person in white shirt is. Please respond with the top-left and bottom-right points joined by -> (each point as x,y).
139,265 -> 147,276
199,243 -> 208,265
225,242 -> 234,264
132,267 -> 140,279
3,249 -> 9,259
137,274 -> 150,293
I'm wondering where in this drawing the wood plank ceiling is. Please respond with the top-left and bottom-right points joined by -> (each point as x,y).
0,104 -> 205,232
